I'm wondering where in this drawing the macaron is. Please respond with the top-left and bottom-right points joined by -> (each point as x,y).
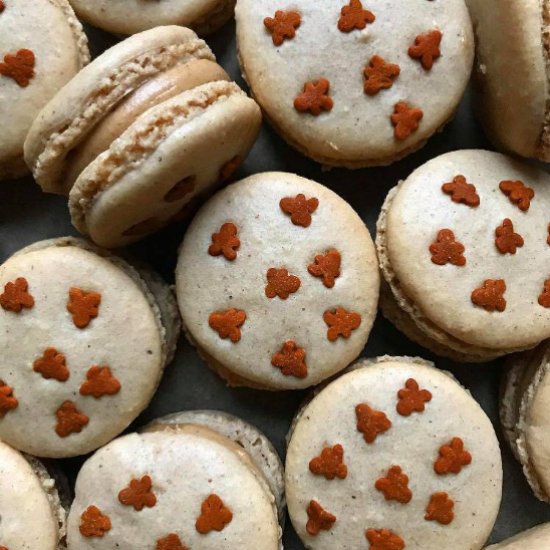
466,0 -> 550,161
175,171 -> 380,390
24,26 -> 262,248
0,440 -> 68,549
486,523 -> 550,549
0,237 -> 180,458
376,149 -> 550,362
66,410 -> 284,549
0,0 -> 89,180
500,342 -> 550,502
235,0 -> 473,167
68,0 -> 236,37
285,356 -> 503,550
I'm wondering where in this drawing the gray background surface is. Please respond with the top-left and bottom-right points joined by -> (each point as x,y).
1,19 -> 550,548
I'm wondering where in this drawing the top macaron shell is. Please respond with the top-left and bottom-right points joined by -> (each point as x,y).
0,0 -> 89,179
236,0 -> 473,167
67,430 -> 280,549
285,357 -> 502,550
0,242 -> 166,458
0,442 -> 60,549
382,150 -> 550,352
486,523 -> 550,549
176,172 -> 379,389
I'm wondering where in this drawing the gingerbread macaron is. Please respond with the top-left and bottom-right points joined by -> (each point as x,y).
236,0 -> 474,167
25,26 -> 261,248
0,0 -> 89,179
0,440 -> 69,549
176,172 -> 379,390
67,410 -> 284,549
500,342 -> 550,502
377,149 -> 550,362
0,237 -> 180,458
285,356 -> 503,550
486,523 -> 550,549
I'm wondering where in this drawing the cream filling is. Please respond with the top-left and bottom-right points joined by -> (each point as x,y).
64,59 -> 229,187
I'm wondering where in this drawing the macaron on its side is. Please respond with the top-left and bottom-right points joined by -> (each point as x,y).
24,26 -> 214,194
0,237 -> 179,458
176,172 -> 380,390
485,522 -> 550,549
376,149 -> 550,360
66,429 -> 282,549
0,441 -> 67,549
285,355 -> 503,550
0,0 -> 89,180
68,81 -> 262,248
236,0 -> 474,167
467,0 -> 550,161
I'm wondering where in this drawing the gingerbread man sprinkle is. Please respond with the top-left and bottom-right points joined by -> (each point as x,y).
196,494 -> 233,534
309,444 -> 348,480
396,378 -> 432,416
425,492 -> 455,525
375,465 -> 412,504
33,347 -> 70,382
308,249 -> 341,288
365,528 -> 405,550
208,222 -> 240,261
280,193 -> 319,227
408,30 -> 443,70
429,229 -> 466,266
209,309 -> 247,342
80,366 -> 121,398
55,401 -> 89,438
338,0 -> 375,33
499,180 -> 534,211
434,437 -> 472,475
0,277 -> 34,313
306,500 -> 336,536
264,10 -> 301,46
364,55 -> 400,96
356,403 -> 392,443
79,506 -> 111,538
0,381 -> 18,417
0,1 -> 5,12
538,279 -> 550,308
67,287 -> 101,329
0,48 -> 35,87
323,308 -> 362,341
441,175 -> 480,207
271,341 -> 308,378
294,79 -> 334,116
391,101 -> 423,140
471,279 -> 507,312
265,268 -> 301,299
118,475 -> 157,511
495,219 -> 524,255
156,534 -> 189,550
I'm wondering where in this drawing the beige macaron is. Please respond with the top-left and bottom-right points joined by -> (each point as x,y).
0,0 -> 89,180
25,26 -> 261,248
0,440 -> 68,549
485,523 -> 550,549
466,0 -> 550,161
66,410 -> 284,549
286,356 -> 503,550
377,149 -> 550,362
500,342 -> 550,503
0,237 -> 180,458
176,171 -> 380,390
236,0 -> 473,167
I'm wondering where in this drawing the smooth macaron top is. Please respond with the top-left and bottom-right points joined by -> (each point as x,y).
0,441 -> 63,549
236,0 -> 473,167
176,172 -> 380,389
467,0 -> 550,160
486,522 -> 550,549
379,150 -> 550,352
0,0 -> 89,179
0,238 -> 170,458
285,356 -> 502,550
67,429 -> 281,549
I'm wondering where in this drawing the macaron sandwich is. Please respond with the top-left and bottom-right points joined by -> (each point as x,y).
25,26 -> 262,248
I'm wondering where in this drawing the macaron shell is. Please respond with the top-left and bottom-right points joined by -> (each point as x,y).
67,431 -> 280,549
0,243 -> 164,458
69,81 -> 262,248
383,150 -> 550,350
0,0 -> 89,179
286,356 -> 502,550
486,522 -> 550,549
466,0 -> 548,160
176,172 -> 380,389
69,0 -> 232,36
24,26 -> 214,194
0,442 -> 59,548
236,0 -> 473,167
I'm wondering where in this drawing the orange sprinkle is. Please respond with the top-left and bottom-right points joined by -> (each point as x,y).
265,268 -> 301,299
280,194 -> 319,227
434,437 -> 472,475
429,229 -> 466,266
0,277 -> 34,313
425,492 -> 455,525
80,366 -> 121,398
79,506 -> 111,538
156,534 -> 189,550
375,465 -> 412,504
264,10 -> 301,46
338,0 -> 375,33
0,381 -> 18,418
33,347 -> 69,382
499,180 -> 534,211
396,378 -> 432,416
208,309 -> 246,343
356,403 -> 392,444
55,401 -> 89,438
306,500 -> 336,536
118,475 -> 157,511
294,79 -> 333,116
323,308 -> 361,341
309,444 -> 348,480
495,219 -> 524,255
441,175 -> 480,207
408,30 -> 443,70
391,101 -> 423,140
0,48 -> 35,87
271,341 -> 308,378
196,494 -> 233,534
208,222 -> 240,261
364,55 -> 400,95
471,279 -> 506,312
308,249 -> 341,288
67,288 -> 101,329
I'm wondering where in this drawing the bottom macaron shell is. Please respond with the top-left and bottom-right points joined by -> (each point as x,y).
486,522 -> 550,549
285,357 -> 502,550
66,431 -> 280,549
69,82 -> 261,248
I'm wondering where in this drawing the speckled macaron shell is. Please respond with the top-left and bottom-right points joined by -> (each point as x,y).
69,80 -> 262,248
69,0 -> 235,36
66,428 -> 281,549
486,523 -> 550,549
175,172 -> 380,390
466,0 -> 550,161
286,356 -> 503,550
235,0 -> 473,167
0,441 -> 65,549
377,150 -> 550,360
24,26 -> 214,195
0,237 -> 179,458
0,0 -> 89,180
